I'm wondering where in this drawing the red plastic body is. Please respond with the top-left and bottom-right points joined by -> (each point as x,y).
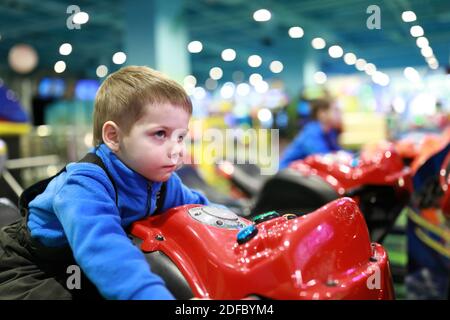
396,128 -> 450,175
440,152 -> 450,218
288,144 -> 412,198
130,198 -> 394,300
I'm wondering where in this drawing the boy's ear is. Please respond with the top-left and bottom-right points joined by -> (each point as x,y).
102,121 -> 121,152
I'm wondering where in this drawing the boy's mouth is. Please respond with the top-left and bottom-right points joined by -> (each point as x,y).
162,164 -> 177,170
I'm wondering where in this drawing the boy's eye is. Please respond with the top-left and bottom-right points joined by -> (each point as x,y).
178,135 -> 185,142
154,130 -> 166,139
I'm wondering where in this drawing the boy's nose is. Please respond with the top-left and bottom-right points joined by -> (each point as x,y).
168,143 -> 183,163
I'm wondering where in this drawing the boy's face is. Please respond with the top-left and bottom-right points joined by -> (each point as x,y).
318,107 -> 335,130
117,103 -> 190,182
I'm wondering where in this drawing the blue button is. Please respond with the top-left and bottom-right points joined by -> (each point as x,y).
237,225 -> 258,245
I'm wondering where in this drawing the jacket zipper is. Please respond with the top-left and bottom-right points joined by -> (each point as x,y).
146,182 -> 152,216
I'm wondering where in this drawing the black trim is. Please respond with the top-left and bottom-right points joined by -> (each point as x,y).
154,181 -> 166,215
78,153 -> 118,205
18,167 -> 67,219
18,152 -> 119,220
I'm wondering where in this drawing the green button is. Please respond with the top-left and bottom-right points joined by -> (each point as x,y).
252,211 -> 280,224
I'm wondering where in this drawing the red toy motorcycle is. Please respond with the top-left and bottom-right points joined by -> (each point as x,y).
247,144 -> 412,243
130,197 -> 394,300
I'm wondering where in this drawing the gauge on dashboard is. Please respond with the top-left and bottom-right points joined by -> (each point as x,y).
188,206 -> 249,229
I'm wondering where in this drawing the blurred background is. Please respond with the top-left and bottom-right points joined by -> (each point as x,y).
1,0 -> 450,300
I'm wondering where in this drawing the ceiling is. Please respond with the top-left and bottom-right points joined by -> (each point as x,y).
0,0 -> 449,84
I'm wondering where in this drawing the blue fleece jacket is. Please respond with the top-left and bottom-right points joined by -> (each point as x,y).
279,121 -> 341,169
27,144 -> 209,300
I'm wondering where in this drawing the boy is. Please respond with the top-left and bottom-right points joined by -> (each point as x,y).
279,99 -> 342,169
0,66 -> 210,300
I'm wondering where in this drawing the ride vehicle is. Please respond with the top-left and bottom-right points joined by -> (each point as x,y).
405,131 -> 450,299
213,143 -> 412,243
129,197 -> 394,300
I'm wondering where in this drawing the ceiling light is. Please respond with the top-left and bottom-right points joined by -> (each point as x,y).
311,37 -> 326,49
313,71 -> 327,84
364,63 -> 377,75
183,75 -> 197,87
420,46 -> 433,58
269,60 -> 283,73
410,25 -> 424,37
328,45 -> 343,58
187,41 -> 203,53
59,43 -> 72,55
249,73 -> 263,86
288,26 -> 304,38
253,9 -> 271,22
73,11 -> 89,25
209,67 -> 223,80
416,37 -> 429,48
355,59 -> 367,71
429,63 -> 439,70
96,65 -> 108,78
54,61 -> 66,73
404,67 -> 421,83
221,48 -> 236,62
344,53 -> 357,65
248,55 -> 262,68
220,82 -> 235,99
112,52 -> 127,64
401,11 -> 416,22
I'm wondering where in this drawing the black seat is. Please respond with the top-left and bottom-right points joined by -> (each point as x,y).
251,168 -> 339,216
350,185 -> 410,243
229,163 -> 267,197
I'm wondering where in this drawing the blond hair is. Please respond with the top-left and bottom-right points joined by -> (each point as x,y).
93,66 -> 192,146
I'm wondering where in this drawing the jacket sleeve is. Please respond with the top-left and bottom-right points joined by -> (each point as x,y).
53,165 -> 175,300
160,172 -> 210,211
279,132 -> 308,169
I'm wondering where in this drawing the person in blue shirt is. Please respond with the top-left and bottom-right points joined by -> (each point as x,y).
0,66 -> 211,300
279,99 -> 341,169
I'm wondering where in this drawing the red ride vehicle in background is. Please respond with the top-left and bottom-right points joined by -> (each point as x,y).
440,152 -> 450,219
402,129 -> 450,299
248,143 -> 412,243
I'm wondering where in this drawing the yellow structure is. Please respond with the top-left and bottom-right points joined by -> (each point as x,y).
0,121 -> 31,135
339,112 -> 387,149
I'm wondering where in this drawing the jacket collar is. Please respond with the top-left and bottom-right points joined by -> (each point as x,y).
93,144 -> 163,209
